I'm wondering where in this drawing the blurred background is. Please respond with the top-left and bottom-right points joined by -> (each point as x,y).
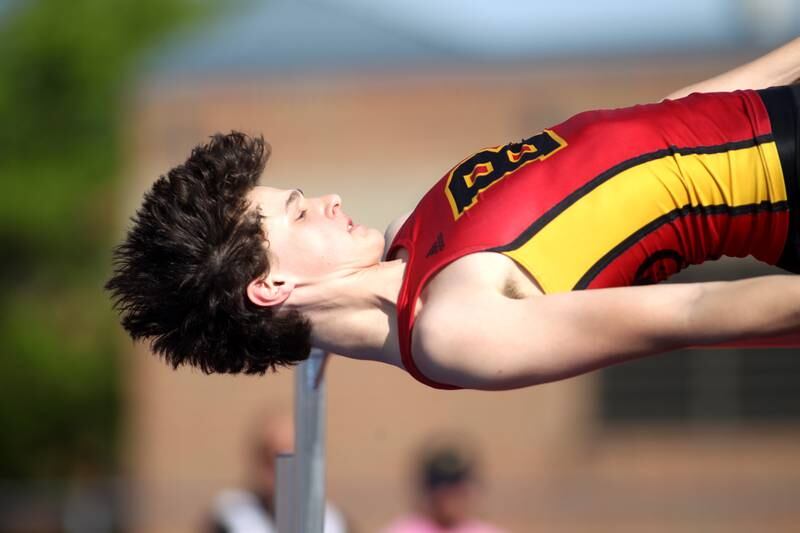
2,0 -> 800,531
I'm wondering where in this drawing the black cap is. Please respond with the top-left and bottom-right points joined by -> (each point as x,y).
420,446 -> 474,489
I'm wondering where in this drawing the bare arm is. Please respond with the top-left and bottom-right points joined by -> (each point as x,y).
665,37 -> 800,100
414,276 -> 800,391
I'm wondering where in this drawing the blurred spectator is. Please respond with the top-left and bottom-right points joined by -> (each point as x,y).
208,411 -> 350,533
381,440 -> 506,533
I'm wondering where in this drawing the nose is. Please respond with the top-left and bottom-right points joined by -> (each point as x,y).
324,194 -> 342,218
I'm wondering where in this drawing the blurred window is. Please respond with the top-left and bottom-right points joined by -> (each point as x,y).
600,348 -> 800,422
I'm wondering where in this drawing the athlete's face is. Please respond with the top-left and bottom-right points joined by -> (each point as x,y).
245,186 -> 384,302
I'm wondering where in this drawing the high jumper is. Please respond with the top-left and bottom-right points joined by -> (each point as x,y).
107,38 -> 800,391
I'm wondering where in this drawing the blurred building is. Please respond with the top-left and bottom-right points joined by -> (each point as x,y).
119,1 -> 800,532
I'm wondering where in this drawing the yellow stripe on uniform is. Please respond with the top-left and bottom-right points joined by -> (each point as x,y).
503,141 -> 786,293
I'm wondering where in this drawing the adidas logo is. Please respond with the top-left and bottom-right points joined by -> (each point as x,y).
426,232 -> 445,257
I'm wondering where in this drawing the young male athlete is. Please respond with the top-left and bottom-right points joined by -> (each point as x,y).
107,38 -> 800,391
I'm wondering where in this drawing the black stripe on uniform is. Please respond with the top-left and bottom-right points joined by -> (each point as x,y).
572,200 -> 791,290
490,135 -> 775,254
759,85 -> 800,272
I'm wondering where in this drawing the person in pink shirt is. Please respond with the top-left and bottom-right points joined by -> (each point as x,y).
382,442 -> 507,533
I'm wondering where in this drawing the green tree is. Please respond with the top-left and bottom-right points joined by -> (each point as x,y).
0,0 -> 213,478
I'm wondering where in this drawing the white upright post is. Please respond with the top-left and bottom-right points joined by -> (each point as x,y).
275,349 -> 326,533
275,453 -> 295,533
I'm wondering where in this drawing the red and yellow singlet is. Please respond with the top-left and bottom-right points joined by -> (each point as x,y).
388,87 -> 800,390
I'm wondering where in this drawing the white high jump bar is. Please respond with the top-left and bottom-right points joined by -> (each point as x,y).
276,349 -> 327,533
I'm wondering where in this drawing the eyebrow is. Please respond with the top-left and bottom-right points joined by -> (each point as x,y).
285,189 -> 304,214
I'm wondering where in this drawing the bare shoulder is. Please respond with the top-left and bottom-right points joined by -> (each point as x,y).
416,252 -> 541,347
410,287 -> 475,385
382,211 -> 412,259
411,252 -> 541,384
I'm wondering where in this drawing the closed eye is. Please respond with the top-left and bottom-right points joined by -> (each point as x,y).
296,209 -> 307,221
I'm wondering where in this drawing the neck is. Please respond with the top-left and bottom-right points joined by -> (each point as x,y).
291,258 -> 407,367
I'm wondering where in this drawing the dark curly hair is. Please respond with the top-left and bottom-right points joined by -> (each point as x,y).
105,132 -> 311,374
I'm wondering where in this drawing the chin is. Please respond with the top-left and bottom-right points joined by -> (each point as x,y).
365,228 -> 386,261
359,225 -> 382,241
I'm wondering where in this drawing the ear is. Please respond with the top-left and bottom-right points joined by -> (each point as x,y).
246,275 -> 295,308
